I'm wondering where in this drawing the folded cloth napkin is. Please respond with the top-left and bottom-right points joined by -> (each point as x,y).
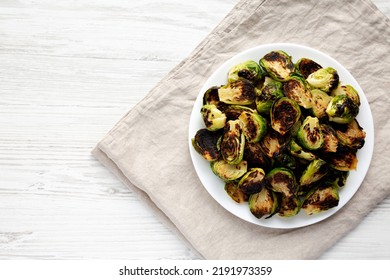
93,0 -> 390,259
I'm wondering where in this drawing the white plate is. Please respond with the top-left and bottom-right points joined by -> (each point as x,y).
188,43 -> 374,229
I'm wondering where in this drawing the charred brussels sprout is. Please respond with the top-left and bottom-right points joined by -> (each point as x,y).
244,142 -> 272,170
192,128 -> 221,161
289,139 -> 317,161
331,84 -> 360,106
335,119 -> 366,149
296,57 -> 322,78
326,94 -> 359,124
274,153 -> 297,170
218,79 -> 255,105
201,104 -> 226,131
249,187 -> 279,219
260,129 -> 290,158
267,167 -> 297,197
211,160 -> 248,181
320,124 -> 339,153
203,86 -> 220,105
278,195 -> 301,217
283,75 -> 313,109
310,89 -> 331,119
299,159 -> 329,194
306,67 -> 339,93
271,97 -> 301,135
220,120 -> 245,164
225,181 -> 248,203
238,168 -> 266,194
302,184 -> 339,215
238,111 -> 267,143
223,105 -> 255,120
297,116 -> 324,150
323,146 -> 358,171
259,50 -> 295,82
228,60 -> 263,84
255,77 -> 284,114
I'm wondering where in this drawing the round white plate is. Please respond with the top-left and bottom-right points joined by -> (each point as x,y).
188,43 -> 374,229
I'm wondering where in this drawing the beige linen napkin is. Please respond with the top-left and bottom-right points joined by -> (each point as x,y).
93,0 -> 390,259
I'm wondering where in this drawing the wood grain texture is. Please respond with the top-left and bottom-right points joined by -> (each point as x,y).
0,0 -> 389,260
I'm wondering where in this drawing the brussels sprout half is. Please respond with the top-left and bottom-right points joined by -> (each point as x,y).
225,181 -> 248,203
320,124 -> 339,153
278,195 -> 301,217
331,84 -> 360,106
259,50 -> 295,82
249,187 -> 279,219
260,129 -> 290,158
323,146 -> 358,171
326,94 -> 359,124
211,160 -> 248,182
255,77 -> 284,114
289,139 -> 317,161
238,167 -> 266,195
244,141 -> 273,170
228,60 -> 263,84
220,120 -> 245,164
299,159 -> 329,195
201,104 -> 227,131
283,75 -> 313,109
218,79 -> 255,105
266,167 -> 297,198
222,105 -> 255,121
310,89 -> 331,119
295,57 -> 322,78
297,116 -> 324,150
271,97 -> 301,135
203,86 -> 220,105
335,119 -> 366,149
302,183 -> 339,215
238,111 -> 267,143
192,128 -> 221,161
307,67 -> 339,93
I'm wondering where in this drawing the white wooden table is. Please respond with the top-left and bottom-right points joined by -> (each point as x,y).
1,0 -> 389,260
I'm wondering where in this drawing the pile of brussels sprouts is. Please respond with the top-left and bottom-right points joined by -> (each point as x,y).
192,50 -> 366,219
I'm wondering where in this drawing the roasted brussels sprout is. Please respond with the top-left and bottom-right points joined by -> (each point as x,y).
326,94 -> 359,124
278,195 -> 301,217
259,50 -> 295,82
225,181 -> 248,203
302,183 -> 339,215
306,67 -> 339,93
320,124 -> 339,153
335,119 -> 366,149
295,57 -> 322,78
255,77 -> 284,114
223,105 -> 255,120
289,139 -> 317,161
218,79 -> 255,105
327,169 -> 349,188
201,104 -> 227,131
203,86 -> 220,105
271,97 -> 301,135
331,84 -> 360,106
244,141 -> 272,170
228,60 -> 263,84
297,116 -> 324,150
266,167 -> 297,197
323,146 -> 358,171
211,160 -> 248,181
192,128 -> 221,161
310,89 -> 331,119
283,75 -> 313,109
299,159 -> 329,194
260,129 -> 290,158
238,167 -> 266,194
249,187 -> 279,219
220,120 -> 245,164
238,111 -> 267,143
